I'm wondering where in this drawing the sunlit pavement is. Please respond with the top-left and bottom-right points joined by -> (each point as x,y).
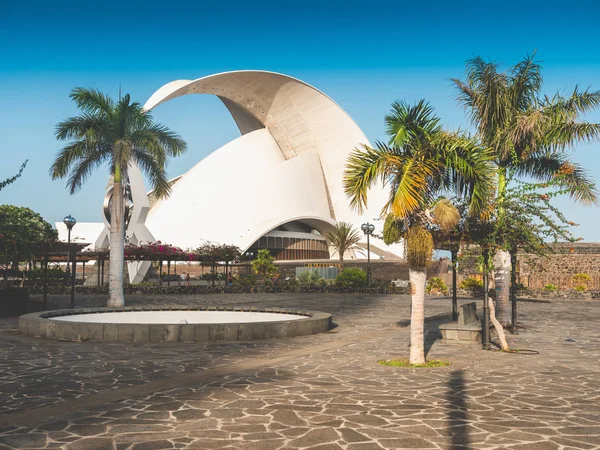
1,293 -> 599,449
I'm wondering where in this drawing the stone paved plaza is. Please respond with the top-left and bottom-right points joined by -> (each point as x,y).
1,293 -> 599,449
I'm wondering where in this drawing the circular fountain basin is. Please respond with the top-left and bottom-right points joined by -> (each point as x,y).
19,306 -> 332,343
53,310 -> 306,324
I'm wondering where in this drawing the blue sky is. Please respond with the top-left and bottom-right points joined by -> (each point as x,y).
1,0 -> 599,241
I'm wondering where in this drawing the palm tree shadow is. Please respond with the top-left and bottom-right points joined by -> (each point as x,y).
446,370 -> 471,449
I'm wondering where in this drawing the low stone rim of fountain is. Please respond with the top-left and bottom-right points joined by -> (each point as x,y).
19,306 -> 332,343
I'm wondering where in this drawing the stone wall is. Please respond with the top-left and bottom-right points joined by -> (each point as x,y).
443,243 -> 600,290
518,243 -> 600,290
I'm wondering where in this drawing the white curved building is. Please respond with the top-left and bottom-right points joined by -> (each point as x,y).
60,70 -> 403,276
142,70 -> 400,260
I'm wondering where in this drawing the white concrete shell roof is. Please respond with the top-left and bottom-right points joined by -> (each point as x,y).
143,70 -> 399,255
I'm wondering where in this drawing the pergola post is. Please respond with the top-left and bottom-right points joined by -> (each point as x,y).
175,260 -> 179,286
70,247 -> 76,309
42,250 -> 49,310
510,250 -> 518,334
159,260 -> 163,285
451,248 -> 458,321
167,260 -> 171,287
97,258 -> 101,286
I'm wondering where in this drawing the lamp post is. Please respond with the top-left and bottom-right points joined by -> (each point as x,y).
361,222 -> 375,286
63,215 -> 76,284
245,251 -> 254,276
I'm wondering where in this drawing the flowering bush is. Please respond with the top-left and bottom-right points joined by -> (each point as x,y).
193,243 -> 242,263
124,241 -> 194,261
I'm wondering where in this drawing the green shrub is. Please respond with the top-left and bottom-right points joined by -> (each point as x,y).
335,267 -> 367,288
459,277 -> 483,290
426,277 -> 449,295
201,272 -> 223,281
572,273 -> 590,292
572,273 -> 590,283
544,283 -> 558,292
237,275 -> 256,286
251,249 -> 278,278
297,269 -> 323,287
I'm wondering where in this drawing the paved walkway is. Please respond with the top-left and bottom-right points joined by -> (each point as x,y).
0,294 -> 599,449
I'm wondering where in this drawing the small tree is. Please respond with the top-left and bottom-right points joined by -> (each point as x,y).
251,249 -> 277,279
458,168 -> 581,350
0,206 -> 57,287
325,222 -> 361,268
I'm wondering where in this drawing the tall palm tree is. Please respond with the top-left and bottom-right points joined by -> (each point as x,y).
344,100 -> 495,364
452,54 -> 600,324
51,88 -> 187,306
325,222 -> 361,268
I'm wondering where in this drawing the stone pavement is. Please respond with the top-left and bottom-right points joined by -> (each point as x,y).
0,293 -> 599,449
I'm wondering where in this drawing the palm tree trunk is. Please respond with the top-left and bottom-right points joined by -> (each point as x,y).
493,250 -> 511,326
108,180 -> 125,307
409,267 -> 427,365
488,293 -> 509,351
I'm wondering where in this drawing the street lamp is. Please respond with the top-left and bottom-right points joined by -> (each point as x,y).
361,222 -> 375,286
245,251 -> 254,275
63,215 -> 76,283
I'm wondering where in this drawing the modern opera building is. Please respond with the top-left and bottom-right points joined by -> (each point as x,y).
57,71 -> 402,280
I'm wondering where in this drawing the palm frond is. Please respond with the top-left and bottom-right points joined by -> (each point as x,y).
509,51 -> 542,111
543,121 -> 600,151
436,132 -> 496,215
344,142 -> 401,213
50,139 -> 94,179
132,149 -> 171,199
69,88 -> 114,116
453,56 -> 510,146
514,151 -> 598,204
385,152 -> 440,219
130,125 -> 187,162
66,151 -> 108,194
55,114 -> 111,141
384,99 -> 441,146
543,86 -> 600,119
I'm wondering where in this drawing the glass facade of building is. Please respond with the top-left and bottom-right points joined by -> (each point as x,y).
249,235 -> 329,260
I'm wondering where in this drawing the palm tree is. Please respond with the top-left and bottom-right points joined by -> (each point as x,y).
344,100 -> 495,364
325,222 -> 361,268
51,88 -> 187,306
452,53 -> 600,325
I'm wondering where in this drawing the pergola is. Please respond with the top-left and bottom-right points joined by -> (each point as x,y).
31,242 -> 91,309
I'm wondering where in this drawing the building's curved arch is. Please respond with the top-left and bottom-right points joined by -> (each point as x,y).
143,71 -> 398,260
